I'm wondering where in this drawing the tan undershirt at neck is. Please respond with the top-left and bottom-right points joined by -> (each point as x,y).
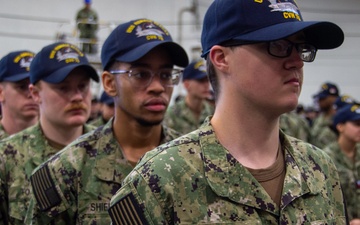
246,145 -> 286,207
46,138 -> 66,151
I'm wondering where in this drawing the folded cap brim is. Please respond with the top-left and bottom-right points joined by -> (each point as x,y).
42,64 -> 99,84
2,72 -> 30,82
232,21 -> 344,49
114,41 -> 189,67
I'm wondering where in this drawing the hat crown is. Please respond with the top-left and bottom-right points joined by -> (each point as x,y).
102,19 -> 173,69
334,103 -> 360,126
183,59 -> 207,80
0,50 -> 35,82
201,0 -> 302,57
30,42 -> 98,84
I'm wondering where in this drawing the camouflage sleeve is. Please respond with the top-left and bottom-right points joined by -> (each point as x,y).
109,171 -> 165,225
0,154 -> 9,225
317,148 -> 348,222
26,159 -> 77,224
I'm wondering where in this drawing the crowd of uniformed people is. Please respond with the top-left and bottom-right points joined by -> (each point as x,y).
0,0 -> 359,224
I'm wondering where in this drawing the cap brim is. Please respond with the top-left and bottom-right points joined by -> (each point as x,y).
43,64 -> 99,84
115,41 -> 189,67
233,21 -> 344,49
2,72 -> 30,82
184,72 -> 207,80
349,114 -> 360,122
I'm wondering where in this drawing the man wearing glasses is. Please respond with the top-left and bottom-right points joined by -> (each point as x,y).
26,18 -> 188,224
109,0 -> 347,224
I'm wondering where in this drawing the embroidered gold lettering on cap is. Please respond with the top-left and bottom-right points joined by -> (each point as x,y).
30,165 -> 61,211
108,193 -> 147,225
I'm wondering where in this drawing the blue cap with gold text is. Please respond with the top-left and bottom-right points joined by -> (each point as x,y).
182,59 -> 207,80
101,18 -> 189,70
30,42 -> 99,84
334,104 -> 360,126
0,50 -> 35,82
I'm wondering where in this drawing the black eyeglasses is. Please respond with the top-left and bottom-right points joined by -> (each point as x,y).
267,39 -> 317,62
109,67 -> 182,88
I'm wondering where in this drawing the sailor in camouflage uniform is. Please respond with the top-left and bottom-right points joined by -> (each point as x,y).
280,111 -> 311,142
109,0 -> 347,224
0,50 -> 39,140
163,59 -> 214,135
323,103 -> 360,223
312,94 -> 356,149
311,82 -> 340,148
26,18 -> 188,224
0,42 -> 98,224
89,91 -> 114,127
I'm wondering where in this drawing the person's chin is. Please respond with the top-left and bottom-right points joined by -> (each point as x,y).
67,116 -> 87,126
136,116 -> 163,127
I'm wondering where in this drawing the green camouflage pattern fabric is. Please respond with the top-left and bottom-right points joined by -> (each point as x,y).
280,112 -> 311,143
310,114 -> 337,148
26,118 -> 181,225
0,122 -> 95,225
110,117 -> 346,224
324,142 -> 360,221
0,123 -> 9,140
163,98 -> 215,135
89,116 -> 107,127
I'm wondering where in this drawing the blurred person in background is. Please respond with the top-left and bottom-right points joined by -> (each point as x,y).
313,94 -> 357,148
163,59 -> 214,134
324,103 -> 360,224
90,91 -> 114,127
0,50 -> 39,140
76,0 -> 99,54
311,82 -> 340,148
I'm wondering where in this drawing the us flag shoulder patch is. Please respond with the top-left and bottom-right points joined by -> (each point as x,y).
108,193 -> 148,225
30,165 -> 61,211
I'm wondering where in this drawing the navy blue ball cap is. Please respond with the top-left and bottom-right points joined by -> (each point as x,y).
333,104 -> 360,127
101,18 -> 189,70
0,50 -> 35,82
333,95 -> 356,110
201,0 -> 344,58
30,42 -> 99,84
99,91 -> 114,105
312,82 -> 339,100
182,59 -> 207,80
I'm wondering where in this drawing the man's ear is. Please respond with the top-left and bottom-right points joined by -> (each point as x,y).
209,45 -> 230,74
102,71 -> 117,97
29,83 -> 41,104
183,80 -> 191,90
0,84 -> 5,102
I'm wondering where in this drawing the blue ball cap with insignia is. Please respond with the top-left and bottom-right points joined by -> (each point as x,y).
182,59 -> 207,81
333,103 -> 360,127
30,42 -> 99,84
99,91 -> 114,105
101,18 -> 189,70
333,95 -> 356,110
201,0 -> 344,58
0,50 -> 35,82
312,82 -> 339,100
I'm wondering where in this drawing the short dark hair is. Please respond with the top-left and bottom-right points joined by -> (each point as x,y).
206,56 -> 219,102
